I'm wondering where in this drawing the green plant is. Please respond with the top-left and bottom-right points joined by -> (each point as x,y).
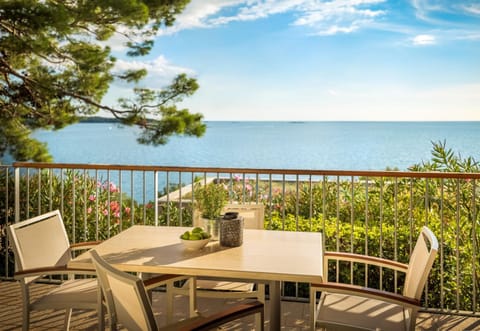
194,182 -> 228,219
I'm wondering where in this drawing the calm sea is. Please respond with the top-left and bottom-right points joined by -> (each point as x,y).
28,121 -> 480,171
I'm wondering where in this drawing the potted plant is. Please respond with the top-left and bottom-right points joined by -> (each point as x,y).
194,181 -> 228,239
195,182 -> 228,219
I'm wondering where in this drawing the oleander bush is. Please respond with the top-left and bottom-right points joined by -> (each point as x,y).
264,141 -> 480,311
0,169 -> 193,277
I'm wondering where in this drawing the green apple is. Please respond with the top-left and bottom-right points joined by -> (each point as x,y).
190,233 -> 202,240
192,226 -> 204,233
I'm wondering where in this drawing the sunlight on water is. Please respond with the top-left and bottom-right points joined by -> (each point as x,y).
32,121 -> 480,171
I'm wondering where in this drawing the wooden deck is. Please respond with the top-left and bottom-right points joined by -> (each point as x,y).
1,281 -> 479,330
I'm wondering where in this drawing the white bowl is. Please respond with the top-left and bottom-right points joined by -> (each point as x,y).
180,238 -> 210,250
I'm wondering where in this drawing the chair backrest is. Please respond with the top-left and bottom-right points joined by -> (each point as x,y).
223,204 -> 265,229
403,226 -> 438,299
90,250 -> 157,331
193,203 -> 265,230
7,210 -> 71,283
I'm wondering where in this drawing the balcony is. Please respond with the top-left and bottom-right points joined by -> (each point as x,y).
1,162 -> 480,329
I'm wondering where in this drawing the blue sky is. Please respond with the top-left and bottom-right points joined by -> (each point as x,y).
106,0 -> 480,121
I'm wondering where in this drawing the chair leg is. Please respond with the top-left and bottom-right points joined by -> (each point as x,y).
408,308 -> 418,331
310,286 -> 317,331
254,306 -> 265,330
64,308 -> 73,330
166,281 -> 175,324
97,291 -> 105,331
254,283 -> 266,327
22,309 -> 29,331
257,283 -> 266,304
21,284 -> 29,331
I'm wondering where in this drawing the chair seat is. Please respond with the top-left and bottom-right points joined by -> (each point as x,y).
316,292 -> 409,331
32,278 -> 98,310
196,280 -> 254,292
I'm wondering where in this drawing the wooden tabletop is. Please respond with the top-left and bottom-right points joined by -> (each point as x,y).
69,225 -> 324,284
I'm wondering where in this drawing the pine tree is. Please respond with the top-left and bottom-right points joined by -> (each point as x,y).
0,0 -> 205,161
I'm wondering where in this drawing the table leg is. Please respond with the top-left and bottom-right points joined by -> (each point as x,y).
188,277 -> 198,318
270,280 -> 281,330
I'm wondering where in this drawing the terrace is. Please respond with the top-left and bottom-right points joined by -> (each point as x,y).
0,281 -> 479,330
1,162 -> 480,330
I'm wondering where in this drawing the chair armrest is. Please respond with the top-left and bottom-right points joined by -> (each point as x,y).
325,251 -> 408,272
143,274 -> 189,291
176,300 -> 264,331
311,282 -> 420,309
14,265 -> 97,280
70,241 -> 103,251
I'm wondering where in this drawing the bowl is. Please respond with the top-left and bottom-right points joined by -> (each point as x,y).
180,238 -> 211,250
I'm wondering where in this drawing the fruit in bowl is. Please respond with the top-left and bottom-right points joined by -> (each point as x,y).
180,227 -> 211,250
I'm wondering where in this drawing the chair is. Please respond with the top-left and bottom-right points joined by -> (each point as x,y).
90,249 -> 265,331
7,210 -> 102,331
310,226 -> 438,331
172,204 -> 266,306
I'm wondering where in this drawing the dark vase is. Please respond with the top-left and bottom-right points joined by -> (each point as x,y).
220,212 -> 244,247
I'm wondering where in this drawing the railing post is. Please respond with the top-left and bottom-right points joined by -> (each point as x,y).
154,170 -> 159,226
14,167 -> 20,223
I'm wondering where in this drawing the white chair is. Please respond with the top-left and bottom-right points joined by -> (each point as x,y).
7,210 -> 102,331
90,249 -> 264,331
173,204 -> 266,303
310,226 -> 438,331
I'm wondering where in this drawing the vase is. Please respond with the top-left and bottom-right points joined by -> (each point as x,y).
220,212 -> 244,247
201,217 -> 220,240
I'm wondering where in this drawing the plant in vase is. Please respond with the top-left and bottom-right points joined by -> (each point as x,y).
194,181 -> 228,239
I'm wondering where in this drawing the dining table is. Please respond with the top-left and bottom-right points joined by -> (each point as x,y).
68,225 -> 324,330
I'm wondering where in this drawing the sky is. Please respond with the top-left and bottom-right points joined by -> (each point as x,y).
105,0 -> 480,121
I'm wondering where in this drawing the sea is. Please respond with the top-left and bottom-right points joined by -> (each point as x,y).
24,121 -> 480,171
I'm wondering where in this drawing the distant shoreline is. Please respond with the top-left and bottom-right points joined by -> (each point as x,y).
79,116 -> 119,123
79,117 -> 480,124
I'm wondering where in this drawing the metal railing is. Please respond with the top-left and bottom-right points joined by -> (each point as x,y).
1,162 -> 479,316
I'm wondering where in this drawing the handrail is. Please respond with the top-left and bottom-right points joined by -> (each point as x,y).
12,161 -> 480,179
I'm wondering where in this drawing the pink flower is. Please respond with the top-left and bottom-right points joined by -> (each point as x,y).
246,184 -> 253,191
87,207 -> 92,214
88,194 -> 96,201
109,183 -> 118,193
110,201 -> 120,213
102,209 -> 108,216
114,211 -> 120,218
234,175 -> 241,182
125,207 -> 131,215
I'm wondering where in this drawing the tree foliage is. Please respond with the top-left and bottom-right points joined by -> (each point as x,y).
0,0 -> 205,161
